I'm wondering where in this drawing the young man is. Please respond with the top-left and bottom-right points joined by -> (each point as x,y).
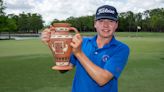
42,5 -> 129,92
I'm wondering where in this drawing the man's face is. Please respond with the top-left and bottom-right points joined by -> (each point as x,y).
94,19 -> 118,38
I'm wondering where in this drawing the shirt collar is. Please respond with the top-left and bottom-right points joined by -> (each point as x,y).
89,35 -> 118,48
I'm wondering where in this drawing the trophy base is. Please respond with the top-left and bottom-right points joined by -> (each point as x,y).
52,65 -> 73,70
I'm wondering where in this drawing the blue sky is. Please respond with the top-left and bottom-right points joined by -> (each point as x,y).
4,0 -> 164,25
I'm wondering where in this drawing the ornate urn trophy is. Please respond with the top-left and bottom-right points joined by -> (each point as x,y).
47,23 -> 78,70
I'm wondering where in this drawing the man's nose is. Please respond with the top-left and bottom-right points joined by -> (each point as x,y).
103,21 -> 110,27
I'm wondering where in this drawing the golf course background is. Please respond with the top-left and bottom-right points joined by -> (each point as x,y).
0,32 -> 164,92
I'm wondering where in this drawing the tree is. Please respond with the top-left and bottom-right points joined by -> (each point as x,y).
126,11 -> 135,32
30,13 -> 44,33
8,14 -> 19,32
149,8 -> 164,32
17,13 -> 29,32
50,8 -> 164,33
16,12 -> 44,33
0,0 -> 6,33
134,13 -> 142,31
6,18 -> 17,39
0,15 -> 17,39
0,0 -> 18,39
0,0 -> 5,16
118,12 -> 129,32
142,10 -> 151,32
0,16 -> 8,31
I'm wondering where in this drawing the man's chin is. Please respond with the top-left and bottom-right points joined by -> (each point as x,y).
103,35 -> 113,38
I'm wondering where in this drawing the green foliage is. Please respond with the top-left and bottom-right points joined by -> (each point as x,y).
17,13 -> 44,33
66,16 -> 94,32
0,0 -> 7,32
6,18 -> 17,31
0,15 -> 7,32
0,16 -> 16,32
149,8 -> 164,32
0,0 -> 44,33
51,8 -> 164,32
0,0 -> 5,16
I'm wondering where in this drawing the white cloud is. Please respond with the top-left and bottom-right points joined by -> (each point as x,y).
117,0 -> 164,13
4,0 -> 34,10
4,0 -> 164,25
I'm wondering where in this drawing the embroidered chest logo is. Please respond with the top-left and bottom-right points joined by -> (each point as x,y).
102,55 -> 110,62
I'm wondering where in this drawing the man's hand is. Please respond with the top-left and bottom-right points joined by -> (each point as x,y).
41,28 -> 51,45
70,34 -> 83,56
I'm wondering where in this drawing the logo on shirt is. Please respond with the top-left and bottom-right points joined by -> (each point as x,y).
102,55 -> 110,62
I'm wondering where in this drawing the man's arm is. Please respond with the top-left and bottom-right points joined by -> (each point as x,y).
70,34 -> 114,86
75,51 -> 114,86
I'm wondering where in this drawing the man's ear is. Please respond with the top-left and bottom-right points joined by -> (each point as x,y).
115,21 -> 118,29
94,21 -> 97,28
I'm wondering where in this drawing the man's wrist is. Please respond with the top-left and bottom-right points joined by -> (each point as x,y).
74,50 -> 83,57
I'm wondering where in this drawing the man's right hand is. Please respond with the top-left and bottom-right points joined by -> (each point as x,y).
41,28 -> 51,45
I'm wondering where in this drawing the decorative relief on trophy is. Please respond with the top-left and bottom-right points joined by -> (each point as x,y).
51,41 -> 67,54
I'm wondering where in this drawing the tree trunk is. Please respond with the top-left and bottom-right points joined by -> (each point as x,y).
0,32 -> 1,39
8,31 -> 11,40
36,29 -> 38,34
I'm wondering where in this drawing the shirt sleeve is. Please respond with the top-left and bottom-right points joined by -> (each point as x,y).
70,54 -> 77,66
104,44 -> 130,79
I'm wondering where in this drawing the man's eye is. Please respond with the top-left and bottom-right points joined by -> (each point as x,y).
110,20 -> 114,22
98,19 -> 104,22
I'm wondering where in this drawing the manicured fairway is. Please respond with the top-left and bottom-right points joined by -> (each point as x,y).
0,32 -> 164,92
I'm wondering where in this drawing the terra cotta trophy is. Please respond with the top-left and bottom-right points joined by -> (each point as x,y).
48,23 -> 78,70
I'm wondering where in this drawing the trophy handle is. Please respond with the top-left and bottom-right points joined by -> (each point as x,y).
68,27 -> 79,34
47,27 -> 79,51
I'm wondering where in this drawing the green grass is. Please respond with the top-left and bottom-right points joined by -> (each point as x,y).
81,32 -> 164,37
118,36 -> 164,92
0,32 -> 164,92
0,39 -> 74,92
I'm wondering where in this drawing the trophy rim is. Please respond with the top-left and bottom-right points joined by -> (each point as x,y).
52,23 -> 71,27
